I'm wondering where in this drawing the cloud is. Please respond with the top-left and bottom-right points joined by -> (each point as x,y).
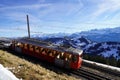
91,0 -> 120,20
1,0 -> 120,37
0,3 -> 51,10
0,0 -> 84,30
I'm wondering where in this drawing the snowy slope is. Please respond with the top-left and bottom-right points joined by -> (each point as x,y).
83,59 -> 120,72
0,64 -> 19,80
84,42 -> 120,60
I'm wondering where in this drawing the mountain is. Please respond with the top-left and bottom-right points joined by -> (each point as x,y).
43,36 -> 91,49
32,33 -> 71,40
77,27 -> 120,42
32,27 -> 120,42
84,42 -> 120,60
32,27 -> 120,60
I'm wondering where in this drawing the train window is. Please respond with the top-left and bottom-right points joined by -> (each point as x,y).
35,46 -> 39,53
15,42 -> 19,47
20,43 -> 23,48
68,54 -> 72,61
64,53 -> 72,61
60,52 -> 64,59
24,44 -> 28,49
29,45 -> 33,51
56,51 -> 61,59
49,50 -> 57,57
17,42 -> 21,47
40,47 -> 43,52
41,49 -> 47,55
53,51 -> 57,56
47,50 -> 51,55
14,42 -> 17,47
47,50 -> 52,56
72,55 -> 78,62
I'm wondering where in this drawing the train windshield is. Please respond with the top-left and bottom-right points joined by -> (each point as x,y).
72,55 -> 78,62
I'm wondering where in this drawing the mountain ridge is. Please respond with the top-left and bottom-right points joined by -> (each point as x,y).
32,27 -> 120,60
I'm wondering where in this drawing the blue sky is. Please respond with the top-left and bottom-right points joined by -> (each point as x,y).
1,0 -> 120,37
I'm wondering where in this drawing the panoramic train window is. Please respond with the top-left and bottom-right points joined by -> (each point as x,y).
40,47 -> 43,52
48,50 -> 54,57
14,42 -> 17,47
65,53 -> 72,61
68,54 -> 72,61
24,44 -> 28,49
47,49 -> 52,56
35,46 -> 39,53
29,45 -> 33,51
20,43 -> 23,48
53,51 -> 56,57
56,51 -> 61,59
17,42 -> 21,47
60,52 -> 64,59
15,42 -> 19,47
41,49 -> 47,55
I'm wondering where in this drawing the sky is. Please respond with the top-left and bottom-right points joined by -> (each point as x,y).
1,0 -> 120,37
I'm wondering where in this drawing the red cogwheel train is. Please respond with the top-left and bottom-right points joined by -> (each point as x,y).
10,38 -> 83,69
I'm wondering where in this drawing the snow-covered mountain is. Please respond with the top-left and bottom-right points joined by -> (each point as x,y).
78,27 -> 120,42
32,27 -> 120,60
32,33 -> 71,40
42,36 -> 91,49
84,42 -> 120,60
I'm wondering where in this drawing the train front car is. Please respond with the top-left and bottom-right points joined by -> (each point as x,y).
68,48 -> 83,70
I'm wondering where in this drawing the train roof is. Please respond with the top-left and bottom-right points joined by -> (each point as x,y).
14,38 -> 83,55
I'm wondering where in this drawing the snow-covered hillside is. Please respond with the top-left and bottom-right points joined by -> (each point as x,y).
0,64 -> 19,80
84,42 -> 120,60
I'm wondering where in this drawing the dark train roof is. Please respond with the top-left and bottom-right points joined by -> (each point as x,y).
14,38 -> 83,55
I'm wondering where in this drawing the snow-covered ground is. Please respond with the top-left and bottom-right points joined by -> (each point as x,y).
83,59 -> 120,72
0,64 -> 19,80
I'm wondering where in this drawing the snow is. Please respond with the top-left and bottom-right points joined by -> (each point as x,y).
102,43 -> 108,49
100,48 -> 120,59
100,49 -> 116,57
84,42 -> 97,49
83,59 -> 120,72
0,64 -> 19,80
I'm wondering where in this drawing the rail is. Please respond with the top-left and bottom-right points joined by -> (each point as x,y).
71,67 -> 113,80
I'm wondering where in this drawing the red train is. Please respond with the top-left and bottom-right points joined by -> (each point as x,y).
10,38 -> 83,69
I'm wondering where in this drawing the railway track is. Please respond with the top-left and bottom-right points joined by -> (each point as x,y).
71,67 -> 113,80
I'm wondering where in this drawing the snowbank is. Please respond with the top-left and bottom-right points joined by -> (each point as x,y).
83,59 -> 120,72
0,64 -> 19,80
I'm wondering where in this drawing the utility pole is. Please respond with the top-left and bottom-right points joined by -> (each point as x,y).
26,15 -> 30,38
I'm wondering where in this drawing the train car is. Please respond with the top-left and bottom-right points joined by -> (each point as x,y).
10,38 -> 83,69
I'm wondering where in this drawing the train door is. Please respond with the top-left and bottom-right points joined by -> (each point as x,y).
55,51 -> 64,67
64,53 -> 72,69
